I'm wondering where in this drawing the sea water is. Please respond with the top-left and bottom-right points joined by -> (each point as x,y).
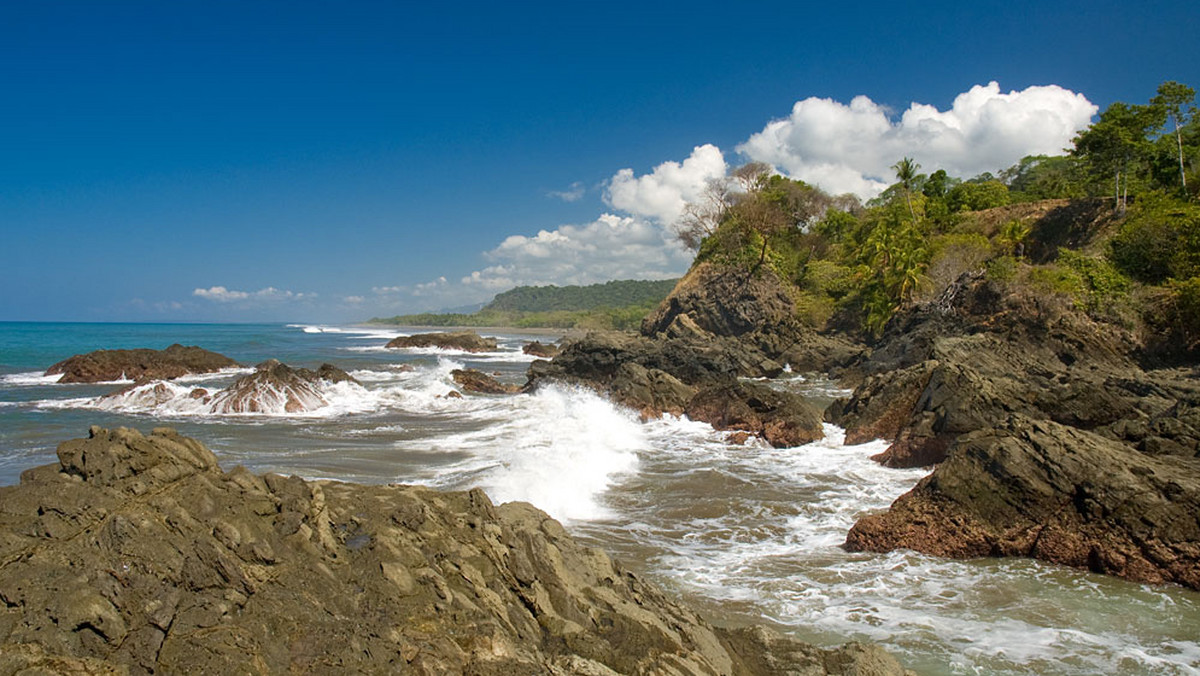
1,321 -> 1197,675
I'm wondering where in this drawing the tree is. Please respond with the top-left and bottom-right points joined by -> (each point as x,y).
1073,102 -> 1163,213
892,157 -> 921,222
674,177 -> 733,250
1151,80 -> 1196,193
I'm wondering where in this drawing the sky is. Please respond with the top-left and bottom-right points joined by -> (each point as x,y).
2,0 -> 1197,323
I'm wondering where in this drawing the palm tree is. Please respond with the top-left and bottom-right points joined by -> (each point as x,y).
892,157 -> 920,223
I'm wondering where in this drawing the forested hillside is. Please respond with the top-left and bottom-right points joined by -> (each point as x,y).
368,278 -> 678,330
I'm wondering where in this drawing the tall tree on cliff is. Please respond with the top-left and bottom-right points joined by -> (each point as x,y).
892,157 -> 921,223
1073,102 -> 1162,213
1151,80 -> 1196,193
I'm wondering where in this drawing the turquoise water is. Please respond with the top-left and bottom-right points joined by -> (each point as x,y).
1,321 -> 1198,675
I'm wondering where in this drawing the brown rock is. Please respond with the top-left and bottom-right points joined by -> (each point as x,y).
687,380 -> 824,448
208,360 -> 359,413
385,331 -> 498,353
0,427 -> 911,674
522,340 -> 561,358
45,344 -> 239,383
451,368 -> 520,395
846,416 -> 1200,590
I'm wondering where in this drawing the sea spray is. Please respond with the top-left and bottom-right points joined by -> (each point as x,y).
398,383 -> 642,522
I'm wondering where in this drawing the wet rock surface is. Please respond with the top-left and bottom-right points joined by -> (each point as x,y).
846,416 -> 1200,590
386,331 -> 499,353
44,344 -> 239,383
206,360 -> 360,413
522,340 -> 561,358
0,427 -> 912,675
831,273 -> 1200,588
451,368 -> 521,395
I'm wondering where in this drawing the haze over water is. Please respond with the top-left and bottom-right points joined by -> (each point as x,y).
1,321 -> 1197,675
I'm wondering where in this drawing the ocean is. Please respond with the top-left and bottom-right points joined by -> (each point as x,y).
1,321 -> 1197,674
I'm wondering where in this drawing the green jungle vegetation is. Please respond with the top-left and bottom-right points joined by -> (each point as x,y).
682,80 -> 1198,355
369,278 -> 679,330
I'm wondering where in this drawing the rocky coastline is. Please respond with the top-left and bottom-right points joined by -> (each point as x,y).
0,426 -> 912,675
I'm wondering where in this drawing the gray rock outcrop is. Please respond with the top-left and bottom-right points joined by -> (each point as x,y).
0,426 -> 912,675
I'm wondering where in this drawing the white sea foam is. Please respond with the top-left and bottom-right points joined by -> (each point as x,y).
0,372 -> 63,386
399,384 -> 642,522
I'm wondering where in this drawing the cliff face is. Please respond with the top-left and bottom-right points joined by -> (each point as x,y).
0,426 -> 911,675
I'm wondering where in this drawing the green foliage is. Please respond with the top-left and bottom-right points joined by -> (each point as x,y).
925,233 -> 992,295
1166,276 -> 1200,346
369,279 -> 677,330
1001,155 -> 1086,202
1108,193 -> 1200,283
947,180 -> 1011,212
1058,249 -> 1132,315
986,255 -> 1018,283
486,279 -> 678,312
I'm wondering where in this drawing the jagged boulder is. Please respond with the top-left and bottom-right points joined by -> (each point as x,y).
522,340 -> 561,358
44,344 -> 238,383
386,331 -> 498,353
0,427 -> 912,674
845,416 -> 1200,590
207,360 -> 359,413
686,380 -> 825,448
451,368 -> 520,394
641,262 -> 796,338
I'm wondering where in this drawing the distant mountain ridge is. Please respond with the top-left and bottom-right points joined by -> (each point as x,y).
367,278 -> 679,330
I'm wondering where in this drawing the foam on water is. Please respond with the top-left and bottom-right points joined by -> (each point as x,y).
0,372 -> 63,386
398,384 -> 642,522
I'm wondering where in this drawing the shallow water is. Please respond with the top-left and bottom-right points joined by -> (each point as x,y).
1,321 -> 1197,675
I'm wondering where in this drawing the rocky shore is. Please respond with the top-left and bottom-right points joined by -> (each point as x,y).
44,344 -> 239,383
0,426 -> 912,675
528,259 -> 1200,591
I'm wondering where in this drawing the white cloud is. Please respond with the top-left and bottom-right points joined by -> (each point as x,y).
605,144 -> 727,223
547,181 -> 586,202
460,213 -> 691,291
738,82 -> 1097,198
344,295 -> 364,304
193,286 -> 313,303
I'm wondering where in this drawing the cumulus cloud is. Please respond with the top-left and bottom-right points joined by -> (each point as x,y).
460,213 -> 692,291
738,82 -> 1097,198
193,286 -> 313,303
605,144 -> 727,223
547,182 -> 586,202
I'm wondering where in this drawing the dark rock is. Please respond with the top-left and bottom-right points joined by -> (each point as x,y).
846,416 -> 1200,590
386,331 -> 498,353
45,344 -> 238,384
208,360 -> 360,413
0,427 -> 912,674
642,262 -> 796,338
686,380 -> 824,448
451,368 -> 520,395
522,340 -> 561,358
609,363 -> 696,419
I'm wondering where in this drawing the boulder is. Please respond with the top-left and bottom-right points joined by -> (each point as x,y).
207,360 -> 360,413
0,426 -> 913,674
386,331 -> 498,353
686,380 -> 824,448
522,340 -> 561,358
641,262 -> 796,338
845,416 -> 1200,590
451,368 -> 520,395
44,344 -> 239,383
609,363 -> 696,420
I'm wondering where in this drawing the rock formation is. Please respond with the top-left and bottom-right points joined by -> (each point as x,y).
386,331 -> 499,353
451,368 -> 520,395
44,344 -> 239,383
206,360 -> 360,413
846,416 -> 1200,590
0,426 -> 912,675
522,340 -> 561,358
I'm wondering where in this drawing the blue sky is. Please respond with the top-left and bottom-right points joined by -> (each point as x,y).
2,0 -> 1197,323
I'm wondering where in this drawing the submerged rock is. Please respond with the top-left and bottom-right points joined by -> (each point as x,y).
44,344 -> 239,383
207,360 -> 360,413
0,426 -> 913,675
846,416 -> 1200,590
386,330 -> 498,353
